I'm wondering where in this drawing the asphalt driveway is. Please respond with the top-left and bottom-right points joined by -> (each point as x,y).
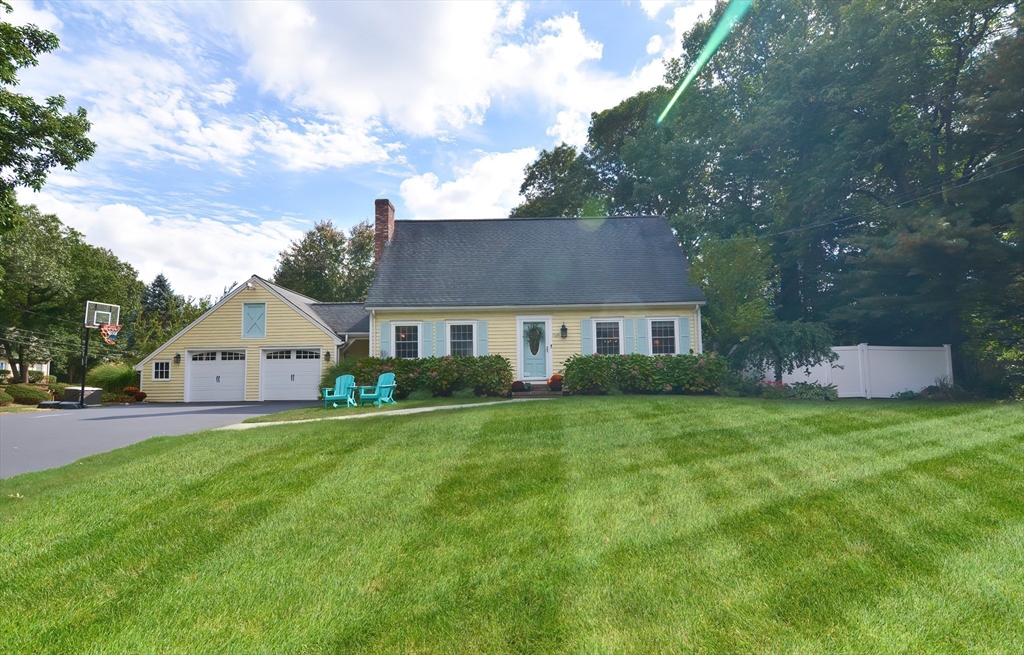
0,401 -> 315,478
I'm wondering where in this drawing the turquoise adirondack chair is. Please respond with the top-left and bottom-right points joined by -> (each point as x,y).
323,375 -> 357,408
358,372 -> 397,407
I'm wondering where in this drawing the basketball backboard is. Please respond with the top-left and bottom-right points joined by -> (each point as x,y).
84,301 -> 120,329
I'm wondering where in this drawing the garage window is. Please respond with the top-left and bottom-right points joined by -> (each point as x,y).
221,351 -> 245,360
192,351 -> 216,361
266,350 -> 291,360
153,361 -> 170,380
243,303 -> 266,339
295,350 -> 320,359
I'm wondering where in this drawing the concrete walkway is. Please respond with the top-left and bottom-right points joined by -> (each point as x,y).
217,398 -> 552,431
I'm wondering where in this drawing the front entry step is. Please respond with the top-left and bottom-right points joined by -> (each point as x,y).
512,388 -> 565,399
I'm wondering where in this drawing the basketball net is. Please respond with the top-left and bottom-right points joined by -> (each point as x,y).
99,324 -> 122,346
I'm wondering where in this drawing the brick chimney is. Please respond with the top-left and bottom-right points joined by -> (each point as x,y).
374,198 -> 395,265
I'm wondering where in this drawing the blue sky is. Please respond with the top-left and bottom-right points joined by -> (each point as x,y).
12,0 -> 712,297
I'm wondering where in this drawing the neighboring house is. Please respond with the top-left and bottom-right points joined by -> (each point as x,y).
135,198 -> 705,402
134,279 -> 369,402
0,357 -> 50,380
366,199 -> 705,383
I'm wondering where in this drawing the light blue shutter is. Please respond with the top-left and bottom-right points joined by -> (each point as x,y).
379,322 -> 391,357
679,317 -> 691,354
435,322 -> 445,356
421,322 -> 432,357
477,321 -> 488,355
637,318 -> 649,355
623,318 -> 635,354
580,319 -> 593,355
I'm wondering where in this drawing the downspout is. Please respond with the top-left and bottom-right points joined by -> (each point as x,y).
694,305 -> 703,354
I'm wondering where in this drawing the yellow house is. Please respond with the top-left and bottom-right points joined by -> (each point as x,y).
134,278 -> 369,402
135,198 -> 705,402
365,200 -> 705,383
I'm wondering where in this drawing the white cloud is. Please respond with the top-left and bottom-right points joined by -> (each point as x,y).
400,148 -> 538,219
230,1 -> 525,137
23,190 -> 303,299
7,1 -> 62,31
256,117 -> 394,171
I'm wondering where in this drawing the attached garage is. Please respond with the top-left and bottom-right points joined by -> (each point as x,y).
186,350 -> 246,402
261,348 -> 322,401
136,276 -> 369,403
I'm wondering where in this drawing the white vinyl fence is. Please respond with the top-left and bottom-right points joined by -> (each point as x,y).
781,344 -> 953,398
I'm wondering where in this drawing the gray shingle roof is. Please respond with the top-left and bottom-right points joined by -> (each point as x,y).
311,303 -> 370,334
365,216 -> 705,308
254,276 -> 369,336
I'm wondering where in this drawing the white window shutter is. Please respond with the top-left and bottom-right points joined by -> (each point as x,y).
580,319 -> 592,355
477,321 -> 488,355
379,322 -> 391,357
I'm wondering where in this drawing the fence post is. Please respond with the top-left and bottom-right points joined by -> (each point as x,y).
859,343 -> 870,399
943,344 -> 953,382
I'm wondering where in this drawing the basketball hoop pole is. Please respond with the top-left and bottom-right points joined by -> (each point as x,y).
79,326 -> 91,409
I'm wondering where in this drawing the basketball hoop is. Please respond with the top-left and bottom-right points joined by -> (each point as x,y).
99,324 -> 122,345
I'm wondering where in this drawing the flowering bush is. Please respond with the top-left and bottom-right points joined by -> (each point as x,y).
564,353 -> 727,395
341,355 -> 513,398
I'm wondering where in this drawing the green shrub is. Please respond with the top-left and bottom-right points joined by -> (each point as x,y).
564,353 -> 728,395
662,353 -> 728,393
0,369 -> 10,382
102,392 -> 136,404
610,354 -> 661,393
27,370 -> 45,383
452,387 -> 476,399
891,390 -> 922,401
348,356 -> 512,398
319,358 -> 362,393
789,381 -> 839,401
563,354 -> 614,394
4,384 -> 50,405
406,389 -> 433,401
758,382 -> 792,400
0,390 -> 13,406
47,382 -> 68,399
86,362 -> 139,393
716,373 -> 763,397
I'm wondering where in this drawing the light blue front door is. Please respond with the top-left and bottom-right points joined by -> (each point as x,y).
522,321 -> 547,378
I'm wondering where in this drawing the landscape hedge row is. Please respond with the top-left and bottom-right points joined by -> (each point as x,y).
322,355 -> 514,398
563,353 -> 728,395
3,384 -> 51,405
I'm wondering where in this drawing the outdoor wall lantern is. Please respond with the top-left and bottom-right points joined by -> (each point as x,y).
560,323 -> 568,339
173,353 -> 181,364
324,351 -> 331,362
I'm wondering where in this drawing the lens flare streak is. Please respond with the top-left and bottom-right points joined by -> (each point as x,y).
657,0 -> 754,124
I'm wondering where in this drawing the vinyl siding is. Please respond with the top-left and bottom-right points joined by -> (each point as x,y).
371,305 -> 700,378
139,285 -> 336,402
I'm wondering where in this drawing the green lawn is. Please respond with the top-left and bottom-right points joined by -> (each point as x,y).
1,397 -> 1021,654
243,395 -> 504,423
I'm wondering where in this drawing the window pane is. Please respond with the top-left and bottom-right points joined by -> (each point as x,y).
154,361 -> 170,379
449,324 -> 474,356
266,350 -> 291,360
651,320 -> 676,355
192,351 -> 216,361
295,350 -> 320,359
220,351 -> 245,361
394,325 -> 419,359
595,321 -> 620,355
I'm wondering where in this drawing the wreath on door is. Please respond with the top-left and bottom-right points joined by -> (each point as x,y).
523,324 -> 545,356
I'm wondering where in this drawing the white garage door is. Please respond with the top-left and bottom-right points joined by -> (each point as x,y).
188,351 -> 246,402
262,349 -> 321,401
